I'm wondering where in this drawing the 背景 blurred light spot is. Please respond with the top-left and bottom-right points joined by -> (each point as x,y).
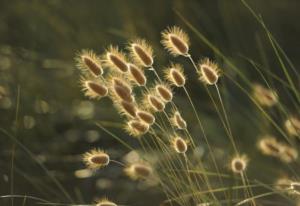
34,99 -> 50,114
23,115 -> 36,129
74,100 -> 95,120
74,169 -> 93,178
85,130 -> 100,143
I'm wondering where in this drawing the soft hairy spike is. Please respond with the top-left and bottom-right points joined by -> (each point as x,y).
113,85 -> 134,102
124,163 -> 153,180
230,155 -> 248,174
252,84 -> 278,107
279,145 -> 298,163
257,136 -> 283,157
171,111 -> 187,130
76,50 -> 103,77
275,177 -> 293,192
172,136 -> 188,154
110,77 -> 134,102
136,110 -> 155,125
155,84 -> 173,102
129,39 -> 153,67
198,58 -> 220,85
83,149 -> 110,170
128,63 -> 147,86
147,94 -> 165,112
284,116 -> 300,137
96,198 -> 117,206
290,182 -> 300,195
161,26 -> 190,56
81,78 -> 108,99
104,46 -> 128,72
126,120 -> 149,137
112,77 -> 132,94
165,63 -> 186,87
115,100 -> 137,118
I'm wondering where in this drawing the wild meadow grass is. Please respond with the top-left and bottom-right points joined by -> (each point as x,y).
1,0 -> 299,206
70,1 -> 300,205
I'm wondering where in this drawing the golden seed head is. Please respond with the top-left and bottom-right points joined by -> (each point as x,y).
126,120 -> 149,137
147,94 -> 165,112
129,39 -> 153,67
113,85 -> 134,102
110,77 -> 134,103
115,100 -> 137,118
279,145 -> 298,163
290,182 -> 300,195
83,149 -> 110,169
172,136 -> 188,154
136,110 -> 155,125
252,84 -> 278,107
161,26 -> 190,56
128,63 -> 147,86
275,177 -> 293,191
284,116 -> 300,137
124,163 -> 153,180
230,155 -> 248,174
76,50 -> 103,77
165,64 -> 186,87
96,198 -> 117,206
112,77 -> 132,94
104,46 -> 128,72
81,78 -> 108,99
257,136 -> 283,157
171,111 -> 187,130
155,84 -> 173,102
198,58 -> 220,85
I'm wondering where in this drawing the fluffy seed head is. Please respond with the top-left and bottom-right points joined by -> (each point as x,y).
96,198 -> 117,206
284,116 -> 300,137
113,85 -> 134,102
136,110 -> 155,125
147,94 -> 165,112
171,111 -> 187,130
105,46 -> 128,72
129,39 -> 153,67
83,149 -> 110,169
257,136 -> 283,157
198,58 -> 220,85
76,50 -> 103,77
290,182 -> 300,195
126,120 -> 149,137
128,63 -> 147,86
275,177 -> 293,191
280,145 -> 298,163
112,77 -> 132,94
253,84 -> 278,107
165,64 -> 186,87
155,84 -> 173,102
111,77 -> 134,102
81,79 -> 108,99
161,26 -> 190,56
124,163 -> 153,180
115,100 -> 137,118
230,155 -> 248,174
172,136 -> 188,154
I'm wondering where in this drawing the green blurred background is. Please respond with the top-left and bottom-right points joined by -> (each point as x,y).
0,0 -> 299,205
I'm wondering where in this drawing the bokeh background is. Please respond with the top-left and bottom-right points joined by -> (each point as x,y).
0,0 -> 299,205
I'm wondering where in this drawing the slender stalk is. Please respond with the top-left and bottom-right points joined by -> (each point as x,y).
214,84 -> 239,155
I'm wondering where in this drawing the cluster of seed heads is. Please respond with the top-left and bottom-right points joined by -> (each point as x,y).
75,26 -> 299,205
